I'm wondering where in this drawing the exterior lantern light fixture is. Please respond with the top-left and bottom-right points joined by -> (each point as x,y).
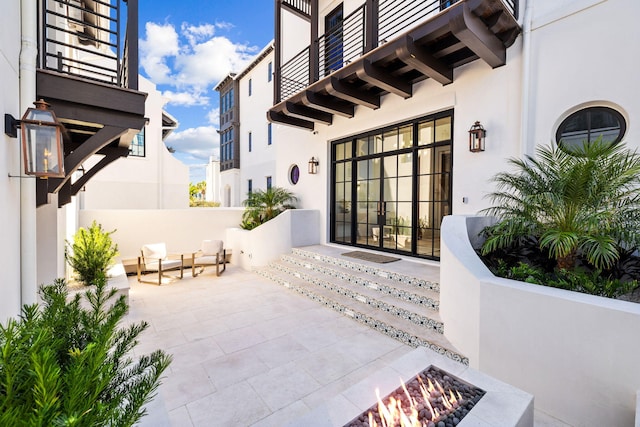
308,156 -> 319,174
5,99 -> 65,178
468,121 -> 486,153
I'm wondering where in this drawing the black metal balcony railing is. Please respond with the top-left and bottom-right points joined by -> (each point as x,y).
281,47 -> 310,100
40,0 -> 137,89
281,0 -> 312,16
278,0 -> 518,102
318,4 -> 365,78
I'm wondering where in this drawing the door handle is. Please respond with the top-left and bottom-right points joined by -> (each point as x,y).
377,202 -> 387,216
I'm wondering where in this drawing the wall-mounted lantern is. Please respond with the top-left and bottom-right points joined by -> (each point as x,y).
468,121 -> 486,153
5,99 -> 65,178
308,156 -> 319,174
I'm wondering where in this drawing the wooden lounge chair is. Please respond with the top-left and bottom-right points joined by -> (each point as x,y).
192,240 -> 226,277
137,243 -> 184,285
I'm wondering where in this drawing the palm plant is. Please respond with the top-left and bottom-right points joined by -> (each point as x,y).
241,187 -> 297,230
481,138 -> 640,270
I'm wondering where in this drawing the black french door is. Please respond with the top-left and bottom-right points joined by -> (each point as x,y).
331,112 -> 452,260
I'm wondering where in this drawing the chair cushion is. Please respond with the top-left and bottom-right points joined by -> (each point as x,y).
201,240 -> 223,256
193,255 -> 220,265
142,243 -> 168,260
145,259 -> 182,271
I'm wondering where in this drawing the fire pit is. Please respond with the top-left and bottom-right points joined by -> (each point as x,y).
344,366 -> 485,427
289,347 -> 534,427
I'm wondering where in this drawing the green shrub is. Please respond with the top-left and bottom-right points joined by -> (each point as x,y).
0,277 -> 171,426
488,259 -> 638,298
66,221 -> 119,286
240,187 -> 297,230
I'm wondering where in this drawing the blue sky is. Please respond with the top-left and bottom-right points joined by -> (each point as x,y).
138,1 -> 275,182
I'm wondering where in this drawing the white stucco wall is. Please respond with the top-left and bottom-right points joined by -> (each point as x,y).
228,209 -> 321,270
527,0 -> 639,153
280,6 -> 310,64
239,49 -> 278,192
0,0 -> 24,320
81,76 -> 189,209
205,157 -> 221,203
441,215 -> 640,427
78,209 -> 244,260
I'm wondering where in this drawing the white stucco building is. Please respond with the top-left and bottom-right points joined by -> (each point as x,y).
81,76 -> 189,209
265,0 -> 639,262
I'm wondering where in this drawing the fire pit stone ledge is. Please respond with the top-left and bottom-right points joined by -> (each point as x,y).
288,347 -> 534,427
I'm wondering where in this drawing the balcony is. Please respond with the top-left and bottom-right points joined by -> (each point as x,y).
35,0 -> 145,206
269,0 -> 520,130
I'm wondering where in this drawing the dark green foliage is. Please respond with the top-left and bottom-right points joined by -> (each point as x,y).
0,277 -> 172,426
481,139 -> 640,270
241,187 -> 298,230
65,221 -> 119,286
479,139 -> 640,298
491,260 -> 637,298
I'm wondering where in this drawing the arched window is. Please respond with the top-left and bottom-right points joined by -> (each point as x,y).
556,106 -> 626,151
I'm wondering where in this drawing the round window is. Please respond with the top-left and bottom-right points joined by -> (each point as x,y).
289,164 -> 300,185
556,106 -> 626,152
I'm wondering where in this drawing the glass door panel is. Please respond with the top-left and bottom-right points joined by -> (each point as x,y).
331,111 -> 452,260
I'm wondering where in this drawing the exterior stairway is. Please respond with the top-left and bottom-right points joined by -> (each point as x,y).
256,245 -> 468,365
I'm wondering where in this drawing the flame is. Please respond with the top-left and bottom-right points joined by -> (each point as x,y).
367,377 -> 463,427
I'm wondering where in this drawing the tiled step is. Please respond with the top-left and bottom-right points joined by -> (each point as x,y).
270,260 -> 443,333
292,247 -> 440,292
281,253 -> 440,311
256,248 -> 467,365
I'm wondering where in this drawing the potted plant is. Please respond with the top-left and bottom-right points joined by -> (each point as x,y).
479,138 -> 640,298
417,216 -> 429,239
65,221 -> 119,286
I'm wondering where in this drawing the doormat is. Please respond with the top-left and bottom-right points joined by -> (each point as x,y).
341,251 -> 401,264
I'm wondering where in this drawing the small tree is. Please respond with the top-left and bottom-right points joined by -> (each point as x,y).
481,139 -> 640,270
241,187 -> 297,230
66,221 -> 119,286
0,277 -> 171,426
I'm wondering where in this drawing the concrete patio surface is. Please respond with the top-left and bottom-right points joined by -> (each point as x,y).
128,264 -> 569,427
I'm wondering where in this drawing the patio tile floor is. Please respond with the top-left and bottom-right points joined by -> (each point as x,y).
131,265 -> 414,426
130,263 -> 570,427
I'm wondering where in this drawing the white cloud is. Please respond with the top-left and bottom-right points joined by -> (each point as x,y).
161,90 -> 209,107
139,23 -> 180,84
181,23 -> 216,46
140,21 -> 257,93
165,126 -> 219,162
206,107 -> 220,126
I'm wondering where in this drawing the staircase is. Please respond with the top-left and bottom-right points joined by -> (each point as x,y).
256,245 -> 468,365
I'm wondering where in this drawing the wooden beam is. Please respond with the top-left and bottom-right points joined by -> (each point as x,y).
301,91 -> 354,118
284,102 -> 333,125
450,3 -> 506,68
356,60 -> 412,98
49,125 -> 125,193
37,70 -> 146,116
327,77 -> 380,109
396,35 -> 453,85
68,147 -> 129,200
267,110 -> 315,130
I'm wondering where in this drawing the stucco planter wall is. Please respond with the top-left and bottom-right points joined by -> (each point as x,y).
227,209 -> 321,270
441,215 -> 640,426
